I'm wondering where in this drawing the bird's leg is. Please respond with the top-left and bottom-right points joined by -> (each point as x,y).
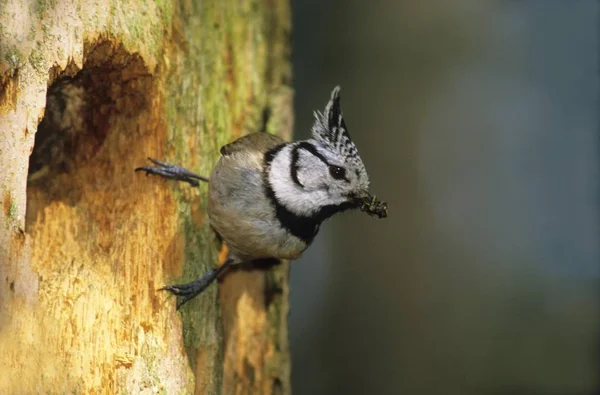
160,258 -> 234,309
135,158 -> 209,187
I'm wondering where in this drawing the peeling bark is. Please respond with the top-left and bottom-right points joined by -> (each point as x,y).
0,1 -> 292,394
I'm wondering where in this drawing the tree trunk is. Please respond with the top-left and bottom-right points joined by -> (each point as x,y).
0,1 -> 292,394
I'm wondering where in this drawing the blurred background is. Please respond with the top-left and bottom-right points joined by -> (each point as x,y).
289,1 -> 600,394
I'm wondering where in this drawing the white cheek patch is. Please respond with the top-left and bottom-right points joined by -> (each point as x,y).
296,152 -> 328,190
269,145 -> 343,216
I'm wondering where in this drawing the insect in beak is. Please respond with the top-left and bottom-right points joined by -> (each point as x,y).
352,191 -> 388,219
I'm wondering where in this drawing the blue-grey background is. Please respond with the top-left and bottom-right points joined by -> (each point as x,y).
289,1 -> 600,394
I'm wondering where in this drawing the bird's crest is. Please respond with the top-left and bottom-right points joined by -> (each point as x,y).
311,86 -> 361,162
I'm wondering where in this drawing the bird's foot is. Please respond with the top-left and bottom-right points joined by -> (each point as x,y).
160,271 -> 217,309
135,158 -> 209,187
159,259 -> 233,309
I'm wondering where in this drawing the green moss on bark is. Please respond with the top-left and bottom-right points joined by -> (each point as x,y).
0,0 -> 291,393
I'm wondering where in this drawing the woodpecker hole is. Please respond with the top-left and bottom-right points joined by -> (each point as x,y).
26,40 -> 155,230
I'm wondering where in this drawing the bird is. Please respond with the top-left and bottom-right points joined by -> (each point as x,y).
136,86 -> 387,309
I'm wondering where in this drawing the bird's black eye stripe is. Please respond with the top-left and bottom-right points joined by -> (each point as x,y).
296,141 -> 329,166
294,142 -> 350,182
329,165 -> 347,181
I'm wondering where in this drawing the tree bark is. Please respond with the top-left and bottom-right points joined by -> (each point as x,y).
0,1 -> 292,394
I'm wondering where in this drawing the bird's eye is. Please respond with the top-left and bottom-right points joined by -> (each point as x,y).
329,165 -> 347,180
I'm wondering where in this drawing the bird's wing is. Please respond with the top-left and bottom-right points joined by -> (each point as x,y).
220,132 -> 285,156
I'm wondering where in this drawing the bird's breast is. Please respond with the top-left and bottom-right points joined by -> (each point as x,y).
207,151 -> 308,261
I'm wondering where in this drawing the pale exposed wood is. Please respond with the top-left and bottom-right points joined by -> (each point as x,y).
0,1 -> 292,394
